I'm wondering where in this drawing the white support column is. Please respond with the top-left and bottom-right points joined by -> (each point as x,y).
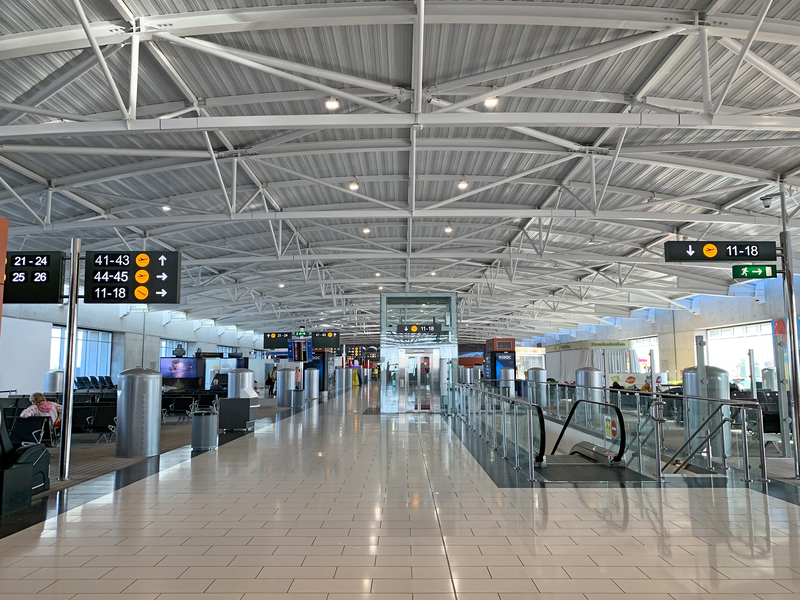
699,27 -> 712,117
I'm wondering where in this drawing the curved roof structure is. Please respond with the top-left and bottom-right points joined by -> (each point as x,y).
1,0 -> 799,343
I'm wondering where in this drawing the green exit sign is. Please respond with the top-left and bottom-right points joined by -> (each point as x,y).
732,265 -> 778,279
293,331 -> 311,337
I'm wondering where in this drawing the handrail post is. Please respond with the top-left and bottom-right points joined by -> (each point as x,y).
650,400 -> 666,483
501,399 -> 507,458
740,407 -> 752,483
492,395 -> 497,449
527,404 -> 536,481
757,407 -> 769,482
705,428 -> 714,470
513,402 -> 520,470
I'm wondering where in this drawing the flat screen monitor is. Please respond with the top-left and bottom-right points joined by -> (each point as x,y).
218,358 -> 238,374
160,357 -> 198,379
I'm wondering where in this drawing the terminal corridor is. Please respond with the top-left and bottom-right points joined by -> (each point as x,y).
2,387 -> 800,599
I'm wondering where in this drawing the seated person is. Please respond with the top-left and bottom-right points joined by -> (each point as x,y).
640,381 -> 652,393
209,379 -> 224,392
20,392 -> 62,428
610,381 -> 624,390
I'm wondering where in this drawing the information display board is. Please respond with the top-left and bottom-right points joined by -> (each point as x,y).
84,251 -> 181,304
263,332 -> 291,349
395,323 -> 442,334
3,252 -> 65,304
664,241 -> 777,262
312,331 -> 340,349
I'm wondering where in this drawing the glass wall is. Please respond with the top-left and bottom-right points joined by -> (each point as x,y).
707,322 -> 774,388
217,345 -> 237,356
50,326 -> 112,378
160,338 -> 187,357
629,336 -> 659,372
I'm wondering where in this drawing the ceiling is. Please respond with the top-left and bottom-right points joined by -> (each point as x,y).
1,0 -> 799,344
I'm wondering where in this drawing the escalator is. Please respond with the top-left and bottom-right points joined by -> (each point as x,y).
529,399 -> 653,483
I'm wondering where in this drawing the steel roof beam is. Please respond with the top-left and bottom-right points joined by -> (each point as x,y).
6,3 -> 800,60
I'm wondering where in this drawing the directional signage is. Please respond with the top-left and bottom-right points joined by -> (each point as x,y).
664,241 -> 777,262
293,331 -> 311,338
263,332 -> 291,349
732,264 -> 778,279
4,252 -> 65,304
312,331 -> 340,349
395,323 -> 442,334
84,252 -> 181,304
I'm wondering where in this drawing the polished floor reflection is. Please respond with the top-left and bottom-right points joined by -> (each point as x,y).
1,383 -> 800,599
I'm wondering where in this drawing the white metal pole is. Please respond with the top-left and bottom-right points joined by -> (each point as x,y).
780,181 -> 800,478
129,33 -> 140,120
58,237 -> 81,481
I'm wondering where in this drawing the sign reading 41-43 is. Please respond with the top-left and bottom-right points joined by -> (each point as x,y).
84,252 -> 181,304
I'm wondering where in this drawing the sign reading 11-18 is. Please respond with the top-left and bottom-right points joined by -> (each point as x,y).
84,251 -> 181,304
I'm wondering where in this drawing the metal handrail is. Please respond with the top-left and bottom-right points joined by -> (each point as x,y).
661,404 -> 725,472
454,383 -> 547,478
550,399 -> 627,462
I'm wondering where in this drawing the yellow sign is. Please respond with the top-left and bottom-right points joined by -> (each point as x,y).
135,270 -> 149,283
270,333 -> 276,338
134,286 -> 149,300
411,325 -> 418,333
328,332 -> 333,337
135,253 -> 150,267
702,243 -> 718,258
604,416 -> 612,439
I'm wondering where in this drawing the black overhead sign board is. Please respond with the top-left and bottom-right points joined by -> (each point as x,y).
84,252 -> 181,304
664,241 -> 777,262
395,323 -> 442,334
264,332 -> 291,349
312,331 -> 340,349
4,252 -> 65,304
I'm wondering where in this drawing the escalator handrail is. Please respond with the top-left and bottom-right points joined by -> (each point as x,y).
550,399 -> 627,463
518,399 -> 547,466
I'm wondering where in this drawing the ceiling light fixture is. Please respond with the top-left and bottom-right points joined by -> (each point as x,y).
431,271 -> 436,276
325,96 -> 339,110
457,178 -> 468,191
444,223 -> 453,233
378,286 -> 383,290
349,179 -> 360,191
363,225 -> 371,234
162,205 -> 171,211
484,96 -> 499,108
278,283 -> 285,288
375,272 -> 381,277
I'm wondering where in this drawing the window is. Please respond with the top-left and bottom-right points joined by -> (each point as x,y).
630,336 -> 659,373
707,322 -> 774,388
160,339 -> 188,357
217,345 -> 237,357
51,326 -> 112,378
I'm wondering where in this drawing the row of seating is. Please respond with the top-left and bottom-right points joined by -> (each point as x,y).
0,411 -> 50,514
75,376 -> 116,390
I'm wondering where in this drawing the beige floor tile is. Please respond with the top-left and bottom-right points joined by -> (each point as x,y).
232,556 -> 305,567
693,579 -> 794,594
23,566 -> 114,579
373,579 -> 455,593
335,566 -> 412,578
290,578 -> 372,593
241,595 -> 325,600
206,579 -> 292,593
121,578 -> 212,593
453,579 -> 537,593
613,579 -> 711,594
563,565 -> 648,579
533,579 -> 622,593
157,595 -> 244,600
38,579 -> 133,594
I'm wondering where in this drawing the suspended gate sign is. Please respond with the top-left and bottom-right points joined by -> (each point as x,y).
664,241 -> 777,262
84,252 -> 181,304
732,265 -> 778,279
4,252 -> 65,304
395,323 -> 442,334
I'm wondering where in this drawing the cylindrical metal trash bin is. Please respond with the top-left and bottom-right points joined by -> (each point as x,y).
762,367 -> 778,391
527,367 -> 547,407
292,389 -> 305,408
228,368 -> 255,398
116,368 -> 162,458
191,410 -> 218,451
276,369 -> 295,407
44,369 -> 65,393
335,367 -> 350,395
499,367 -> 515,396
683,366 -> 731,461
321,391 -> 329,402
472,366 -> 483,384
459,366 -> 473,385
576,367 -> 604,428
305,369 -> 320,399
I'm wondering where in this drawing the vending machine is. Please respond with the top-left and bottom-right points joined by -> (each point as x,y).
484,338 -> 516,381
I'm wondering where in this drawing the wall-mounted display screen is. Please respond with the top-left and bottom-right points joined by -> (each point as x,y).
160,357 -> 198,379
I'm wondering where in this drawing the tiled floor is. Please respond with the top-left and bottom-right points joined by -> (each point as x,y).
1,384 -> 800,599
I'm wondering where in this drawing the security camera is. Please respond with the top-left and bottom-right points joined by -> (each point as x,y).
761,196 -> 772,209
